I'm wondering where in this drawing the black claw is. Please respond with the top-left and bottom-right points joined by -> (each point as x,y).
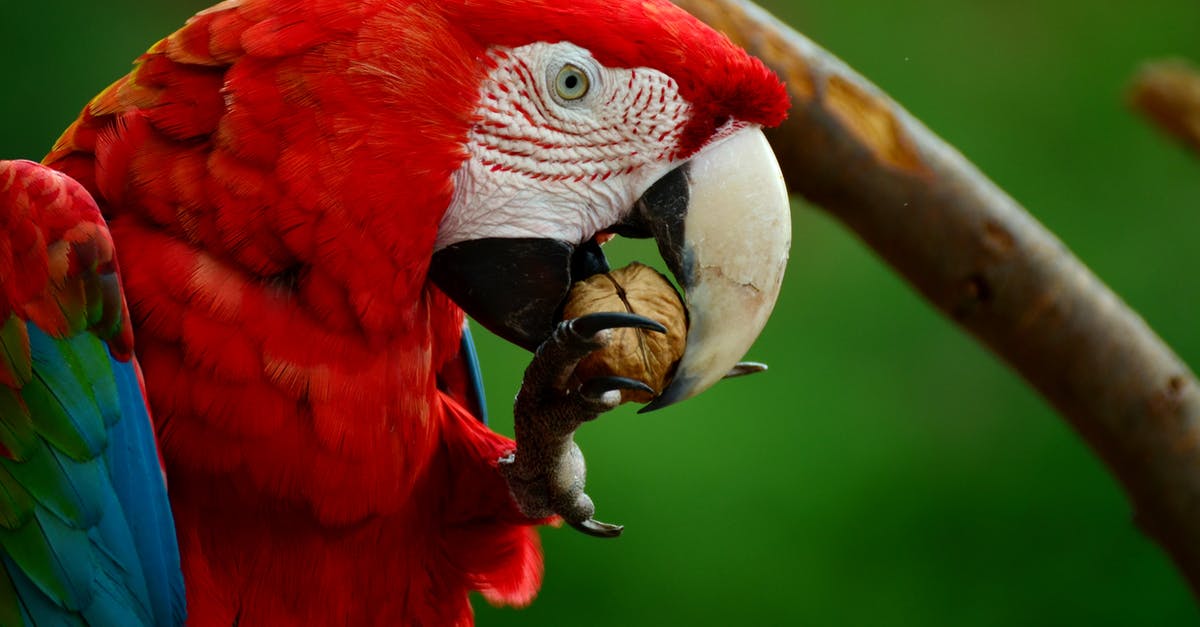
570,518 -> 625,538
570,312 -> 667,338
581,376 -> 655,400
724,362 -> 768,379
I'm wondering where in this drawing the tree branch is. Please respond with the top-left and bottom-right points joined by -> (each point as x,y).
675,0 -> 1200,595
1129,59 -> 1200,156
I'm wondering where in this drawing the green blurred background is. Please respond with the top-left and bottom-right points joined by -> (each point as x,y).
4,1 -> 1200,624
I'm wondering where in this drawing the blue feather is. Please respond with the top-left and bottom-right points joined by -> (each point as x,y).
24,331 -> 107,463
1,325 -> 185,626
4,554 -> 81,627
105,356 -> 185,627
461,322 -> 489,425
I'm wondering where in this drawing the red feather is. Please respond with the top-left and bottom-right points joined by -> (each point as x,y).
0,160 -> 134,360
39,0 -> 789,623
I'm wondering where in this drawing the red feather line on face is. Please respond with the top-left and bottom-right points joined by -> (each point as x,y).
449,0 -> 790,156
471,50 -> 687,184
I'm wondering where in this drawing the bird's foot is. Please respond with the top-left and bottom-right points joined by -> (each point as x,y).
499,312 -> 665,538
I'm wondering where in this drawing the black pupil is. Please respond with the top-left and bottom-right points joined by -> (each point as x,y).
564,74 -> 579,90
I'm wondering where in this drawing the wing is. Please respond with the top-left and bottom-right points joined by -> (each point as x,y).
0,160 -> 184,626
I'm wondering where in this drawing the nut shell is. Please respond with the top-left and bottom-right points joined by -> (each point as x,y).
562,263 -> 688,403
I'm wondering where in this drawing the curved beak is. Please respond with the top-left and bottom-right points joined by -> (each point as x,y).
429,127 -> 790,408
633,128 -> 790,411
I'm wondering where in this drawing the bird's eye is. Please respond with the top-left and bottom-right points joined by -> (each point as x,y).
554,64 -> 590,101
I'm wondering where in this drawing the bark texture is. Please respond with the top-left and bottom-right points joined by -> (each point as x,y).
675,0 -> 1200,595
1130,59 -> 1200,156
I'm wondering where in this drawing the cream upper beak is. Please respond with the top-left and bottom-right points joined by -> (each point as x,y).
642,127 -> 791,411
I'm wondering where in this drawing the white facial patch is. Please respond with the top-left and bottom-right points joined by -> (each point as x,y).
436,42 -> 692,250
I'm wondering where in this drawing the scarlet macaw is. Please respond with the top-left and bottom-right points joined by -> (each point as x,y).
1,0 -> 791,624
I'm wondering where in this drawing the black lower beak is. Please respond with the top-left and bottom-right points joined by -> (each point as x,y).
429,236 -> 610,352
428,165 -> 691,354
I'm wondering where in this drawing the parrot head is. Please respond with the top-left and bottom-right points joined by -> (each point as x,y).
424,0 -> 793,410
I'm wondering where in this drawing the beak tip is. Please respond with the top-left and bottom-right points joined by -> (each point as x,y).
635,402 -> 664,415
637,375 -> 699,414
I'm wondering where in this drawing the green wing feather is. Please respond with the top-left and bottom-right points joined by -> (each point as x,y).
0,159 -> 184,625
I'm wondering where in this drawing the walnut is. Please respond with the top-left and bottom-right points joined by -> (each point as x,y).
561,263 -> 688,403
